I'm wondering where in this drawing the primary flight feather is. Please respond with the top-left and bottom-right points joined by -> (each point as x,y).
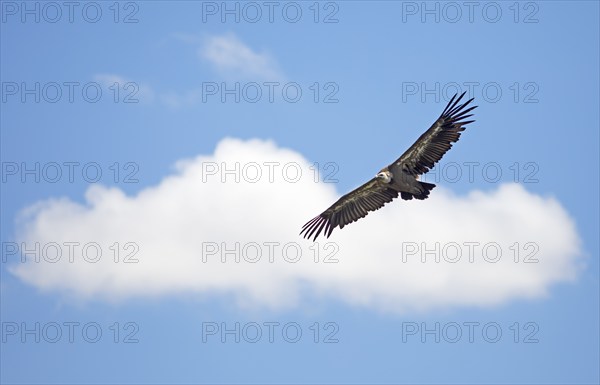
300,91 -> 477,241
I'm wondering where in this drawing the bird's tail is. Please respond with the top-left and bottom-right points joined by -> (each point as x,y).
400,182 -> 436,200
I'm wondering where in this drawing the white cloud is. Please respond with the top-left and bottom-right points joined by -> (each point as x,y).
200,33 -> 285,81
9,138 -> 584,313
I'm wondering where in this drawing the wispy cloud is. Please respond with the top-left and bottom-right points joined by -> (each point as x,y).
9,138 -> 584,313
98,33 -> 285,108
199,33 -> 285,81
93,73 -> 155,104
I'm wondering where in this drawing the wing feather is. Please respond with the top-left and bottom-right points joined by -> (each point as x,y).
301,92 -> 477,241
390,91 -> 477,176
300,177 -> 398,241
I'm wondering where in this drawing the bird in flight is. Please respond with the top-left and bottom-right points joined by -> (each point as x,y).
300,92 -> 477,241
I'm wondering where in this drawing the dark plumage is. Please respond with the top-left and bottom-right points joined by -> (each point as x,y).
300,92 -> 477,241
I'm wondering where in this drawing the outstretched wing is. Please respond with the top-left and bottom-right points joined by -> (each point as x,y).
390,91 -> 477,177
300,178 -> 398,241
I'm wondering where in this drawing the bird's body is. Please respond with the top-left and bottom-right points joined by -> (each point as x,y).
377,168 -> 433,199
301,92 -> 477,241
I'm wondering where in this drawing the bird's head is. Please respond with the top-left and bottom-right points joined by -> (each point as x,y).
376,170 -> 392,183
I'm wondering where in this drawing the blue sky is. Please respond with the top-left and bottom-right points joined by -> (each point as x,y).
1,1 -> 599,384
